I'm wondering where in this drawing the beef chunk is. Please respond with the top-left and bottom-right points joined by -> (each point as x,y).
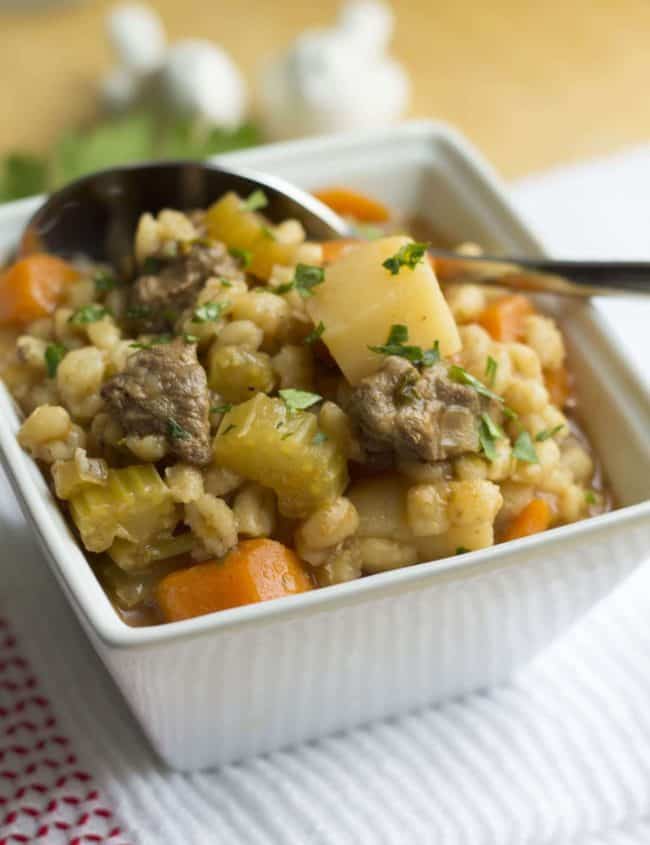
129,242 -> 243,332
348,356 -> 487,463
101,340 -> 211,465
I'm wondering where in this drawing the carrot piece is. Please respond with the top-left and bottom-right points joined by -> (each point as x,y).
0,254 -> 79,326
321,238 -> 359,264
544,365 -> 571,408
503,498 -> 551,542
313,187 -> 390,223
155,539 -> 312,622
477,294 -> 534,342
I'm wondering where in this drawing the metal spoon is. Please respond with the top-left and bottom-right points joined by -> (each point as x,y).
20,160 -> 650,297
19,161 -> 347,272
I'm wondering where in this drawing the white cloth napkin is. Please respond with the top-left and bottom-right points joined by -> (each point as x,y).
2,145 -> 650,845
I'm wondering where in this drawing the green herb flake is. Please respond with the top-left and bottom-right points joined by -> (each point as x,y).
382,241 -> 430,275
368,324 -> 439,367
456,546 -> 469,555
502,405 -> 519,421
93,270 -> 121,293
535,424 -> 564,442
312,431 -> 328,445
512,430 -> 539,464
585,490 -> 598,505
125,304 -> 151,320
211,403 -> 233,415
68,304 -> 110,325
166,418 -> 190,440
44,343 -> 66,378
485,355 -> 498,388
260,225 -> 276,241
304,321 -> 325,345
129,333 -> 174,350
395,371 -> 420,406
191,301 -> 228,323
183,333 -> 199,344
241,189 -> 268,213
220,278 -> 233,288
142,256 -> 163,274
229,247 -> 252,268
447,365 -> 503,404
294,264 -> 325,298
279,388 -> 323,412
478,413 -> 505,461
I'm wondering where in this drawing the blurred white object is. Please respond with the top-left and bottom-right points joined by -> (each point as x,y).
101,4 -> 247,128
161,40 -> 247,129
259,0 -> 409,140
106,3 -> 166,74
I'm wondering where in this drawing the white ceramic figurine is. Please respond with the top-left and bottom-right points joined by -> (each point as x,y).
258,0 -> 409,140
100,3 -> 247,128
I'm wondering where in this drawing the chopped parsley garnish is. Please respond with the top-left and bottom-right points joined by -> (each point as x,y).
368,324 -> 440,367
312,431 -> 328,445
229,246 -> 252,268
142,256 -> 163,274
304,321 -> 325,345
478,413 -> 505,461
279,389 -> 322,412
241,189 -> 268,212
382,241 -> 429,275
447,365 -> 503,404
44,343 -> 66,378
211,403 -> 233,415
395,370 -> 420,406
275,264 -> 325,298
125,304 -> 152,320
68,304 -> 110,325
220,278 -> 233,288
130,334 -> 174,349
93,270 -> 121,293
260,225 -> 276,241
485,355 -> 498,388
535,425 -> 564,442
167,418 -> 190,440
585,490 -> 598,505
502,405 -> 519,421
512,430 -> 539,464
183,333 -> 199,343
191,301 -> 228,323
456,547 -> 469,555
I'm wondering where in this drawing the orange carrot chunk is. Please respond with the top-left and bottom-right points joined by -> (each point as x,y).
155,539 -> 312,622
0,254 -> 79,326
503,498 -> 551,542
544,365 -> 571,408
477,293 -> 534,342
313,187 -> 390,223
321,238 -> 360,264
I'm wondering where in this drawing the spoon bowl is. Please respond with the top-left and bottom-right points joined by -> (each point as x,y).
20,160 -> 347,270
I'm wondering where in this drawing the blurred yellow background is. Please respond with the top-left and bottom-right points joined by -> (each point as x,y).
2,0 -> 650,179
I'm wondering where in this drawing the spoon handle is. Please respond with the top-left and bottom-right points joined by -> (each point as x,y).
430,250 -> 650,297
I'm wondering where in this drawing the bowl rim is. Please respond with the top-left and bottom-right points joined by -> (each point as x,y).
1,119 -> 648,650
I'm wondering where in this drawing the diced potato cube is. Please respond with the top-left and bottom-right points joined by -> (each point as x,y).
207,344 -> 275,403
306,236 -> 461,384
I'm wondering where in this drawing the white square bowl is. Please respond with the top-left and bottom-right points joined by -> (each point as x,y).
0,121 -> 649,771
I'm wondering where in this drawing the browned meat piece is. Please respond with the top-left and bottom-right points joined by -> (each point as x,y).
129,242 -> 243,332
101,340 -> 212,465
347,356 -> 486,463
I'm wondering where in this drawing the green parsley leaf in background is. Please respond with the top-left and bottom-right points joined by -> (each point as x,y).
0,112 -> 261,203
512,430 -> 539,464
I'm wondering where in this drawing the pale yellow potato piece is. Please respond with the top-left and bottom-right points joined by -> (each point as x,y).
307,236 -> 461,384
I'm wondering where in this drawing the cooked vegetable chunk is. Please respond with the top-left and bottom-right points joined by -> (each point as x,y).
213,393 -> 347,518
306,236 -> 461,384
205,191 -> 299,279
207,344 -> 275,403
0,254 -> 78,325
156,538 -> 312,621
502,498 -> 551,541
69,464 -> 176,553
